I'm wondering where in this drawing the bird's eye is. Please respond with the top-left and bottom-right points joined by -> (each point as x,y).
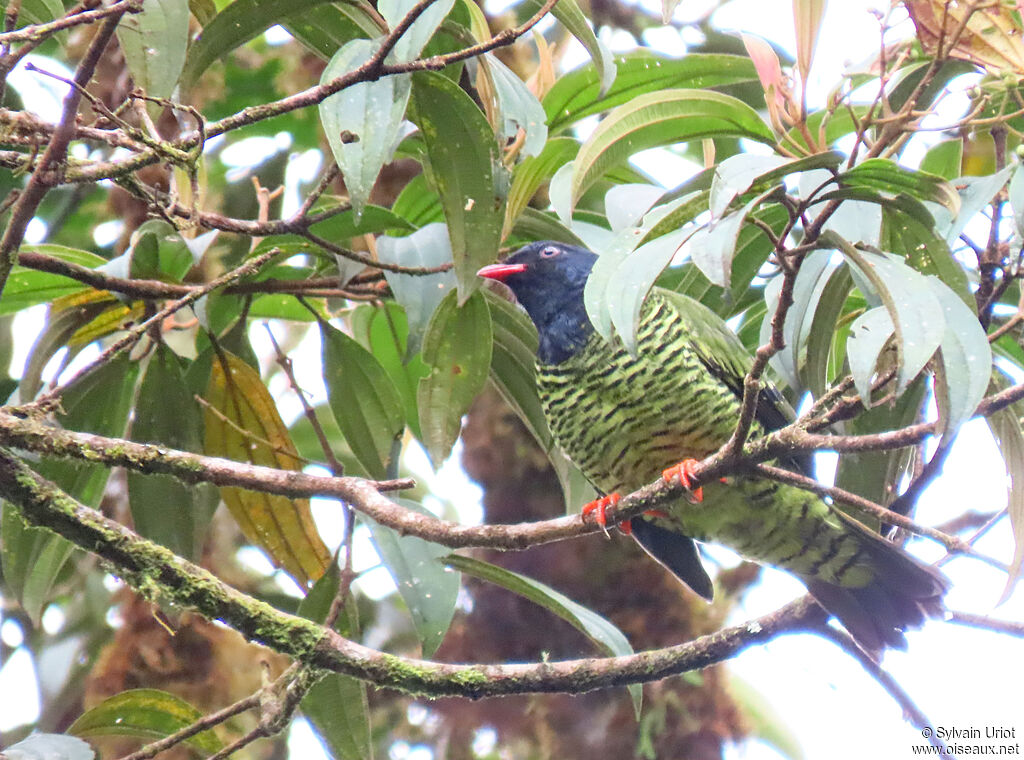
539,246 -> 560,258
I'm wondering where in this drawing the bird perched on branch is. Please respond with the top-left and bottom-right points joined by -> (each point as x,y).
478,241 -> 949,655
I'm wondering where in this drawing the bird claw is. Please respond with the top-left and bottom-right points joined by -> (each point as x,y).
661,459 -> 703,503
582,493 -> 621,537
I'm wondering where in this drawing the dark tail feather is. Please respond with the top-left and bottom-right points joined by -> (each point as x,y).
804,519 -> 950,656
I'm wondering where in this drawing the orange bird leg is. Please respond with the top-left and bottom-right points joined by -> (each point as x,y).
661,458 -> 703,503
582,493 -> 621,534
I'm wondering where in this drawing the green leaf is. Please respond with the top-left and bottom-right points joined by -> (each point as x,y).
380,0 -> 455,62
839,246 -> 946,395
927,279 -> 992,437
521,0 -> 615,94
392,173 -> 445,228
920,139 -> 963,181
298,564 -> 372,760
802,265 -> 853,398
127,220 -> 193,283
987,387 -> 1024,602
938,165 -> 1014,245
377,223 -> 458,353
444,553 -> 640,713
1,246 -> 105,315
2,0 -> 62,24
2,733 -> 94,760
417,289 -> 492,466
571,89 -> 774,207
761,250 -> 835,392
504,136 -> 579,238
320,39 -> 411,217
709,153 -> 789,217
321,321 -> 407,480
115,0 -> 189,99
410,71 -> 505,302
847,306 -> 895,404
285,3 -> 383,59
365,498 -> 460,656
1008,163 -> 1024,239
838,159 -> 961,214
510,207 -> 589,248
69,689 -> 222,755
485,52 -> 548,158
181,0 -> 354,87
350,301 -> 429,437
544,51 -> 758,135
689,185 -> 779,289
482,288 -> 552,451
128,346 -> 217,560
880,206 -> 971,304
728,676 -> 806,760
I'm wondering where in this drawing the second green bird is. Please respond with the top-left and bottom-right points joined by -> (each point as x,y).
478,241 -> 949,655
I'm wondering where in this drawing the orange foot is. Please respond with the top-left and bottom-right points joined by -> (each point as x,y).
582,493 -> 621,531
662,459 -> 704,503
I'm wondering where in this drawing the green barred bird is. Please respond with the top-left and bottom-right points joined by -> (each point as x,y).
478,241 -> 949,655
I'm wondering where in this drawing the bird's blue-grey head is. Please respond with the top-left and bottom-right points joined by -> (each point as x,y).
478,241 -> 597,364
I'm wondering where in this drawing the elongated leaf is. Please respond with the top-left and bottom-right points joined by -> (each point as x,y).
127,220 -> 193,283
366,498 -> 460,656
847,306 -> 895,403
571,89 -> 774,207
321,321 -> 406,479
2,0 -> 62,25
927,279 -> 991,436
2,246 -> 105,315
510,207 -> 589,248
920,138 -> 963,180
938,164 -> 1014,245
803,265 -> 853,398
839,158 -> 961,214
504,136 -> 579,238
608,228 -> 691,353
840,247 -> 946,394
409,71 -> 505,302
793,0 -> 825,85
521,0 -> 614,94
482,288 -> 551,451
444,553 -> 640,712
485,52 -> 548,157
4,355 -> 139,622
380,0 -> 455,62
880,206 -> 970,303
584,194 -> 698,342
285,2 -> 383,59
988,390 -> 1024,602
377,222 -> 458,353
204,350 -> 331,587
116,0 -> 189,99
182,0 -> 354,86
417,290 -> 492,466
2,734 -> 93,760
69,689 -> 222,754
299,564 -> 372,760
544,52 -> 758,135
689,185 -> 779,289
128,346 -> 217,560
392,173 -> 444,228
709,153 -> 789,218
320,40 -> 411,217
761,250 -> 835,392
350,301 -> 429,436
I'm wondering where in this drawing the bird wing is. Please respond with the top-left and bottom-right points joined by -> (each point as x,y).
655,288 -> 814,477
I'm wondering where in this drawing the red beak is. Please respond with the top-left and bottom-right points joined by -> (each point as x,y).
477,262 -> 527,281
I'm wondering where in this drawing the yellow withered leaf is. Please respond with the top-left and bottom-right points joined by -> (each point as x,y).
204,350 -> 330,588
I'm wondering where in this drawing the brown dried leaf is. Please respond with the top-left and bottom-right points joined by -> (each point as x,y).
906,0 -> 1024,75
